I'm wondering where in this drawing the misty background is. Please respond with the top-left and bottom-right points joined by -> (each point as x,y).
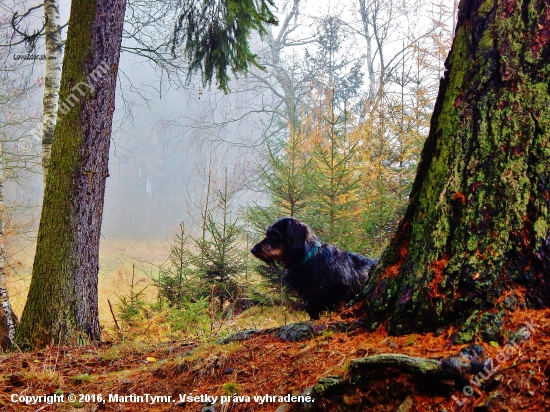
1,0 -> 457,321
3,0 -> 455,238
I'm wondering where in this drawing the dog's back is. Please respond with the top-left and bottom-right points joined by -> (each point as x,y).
285,244 -> 376,319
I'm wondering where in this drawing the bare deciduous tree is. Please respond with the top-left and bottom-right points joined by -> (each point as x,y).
41,0 -> 62,182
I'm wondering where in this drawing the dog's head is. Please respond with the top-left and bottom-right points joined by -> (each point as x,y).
251,217 -> 320,268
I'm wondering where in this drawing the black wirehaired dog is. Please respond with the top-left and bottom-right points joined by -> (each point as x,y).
251,217 -> 376,320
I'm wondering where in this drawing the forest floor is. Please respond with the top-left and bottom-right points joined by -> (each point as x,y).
3,239 -> 549,411
0,306 -> 548,412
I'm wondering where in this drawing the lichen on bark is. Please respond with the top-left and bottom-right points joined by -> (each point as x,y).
16,0 -> 126,348
359,0 -> 550,339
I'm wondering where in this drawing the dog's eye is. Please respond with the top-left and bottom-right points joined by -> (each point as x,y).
267,231 -> 280,238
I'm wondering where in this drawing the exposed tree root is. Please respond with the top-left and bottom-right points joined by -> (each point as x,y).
220,320 -> 364,344
348,345 -> 486,384
298,345 -> 490,411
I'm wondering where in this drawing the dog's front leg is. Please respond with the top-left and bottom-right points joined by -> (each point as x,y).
306,302 -> 321,320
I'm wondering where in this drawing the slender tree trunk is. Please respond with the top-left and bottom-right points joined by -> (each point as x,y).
41,0 -> 63,182
0,142 -> 18,349
360,0 -> 550,342
358,0 -> 376,100
16,0 -> 126,348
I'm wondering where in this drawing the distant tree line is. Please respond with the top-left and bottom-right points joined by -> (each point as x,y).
155,1 -> 457,319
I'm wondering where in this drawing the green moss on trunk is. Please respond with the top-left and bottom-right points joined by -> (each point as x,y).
361,0 -> 550,339
16,0 -> 126,349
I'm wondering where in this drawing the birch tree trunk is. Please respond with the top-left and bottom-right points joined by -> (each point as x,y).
41,0 -> 63,182
16,0 -> 126,348
0,142 -> 18,349
360,0 -> 550,342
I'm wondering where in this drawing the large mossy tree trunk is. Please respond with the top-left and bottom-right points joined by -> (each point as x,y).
361,0 -> 550,341
16,0 -> 126,348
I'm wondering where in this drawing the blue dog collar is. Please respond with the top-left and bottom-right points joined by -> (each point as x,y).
299,241 -> 321,266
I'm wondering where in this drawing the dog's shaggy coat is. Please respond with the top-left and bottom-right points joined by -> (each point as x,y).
251,217 -> 376,319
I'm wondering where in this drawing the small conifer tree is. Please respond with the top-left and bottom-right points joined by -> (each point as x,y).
155,222 -> 198,307
194,172 -> 248,311
307,91 -> 362,249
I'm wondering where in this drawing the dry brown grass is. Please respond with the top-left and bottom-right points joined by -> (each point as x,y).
220,306 -> 309,333
5,237 -> 35,318
5,238 -> 169,326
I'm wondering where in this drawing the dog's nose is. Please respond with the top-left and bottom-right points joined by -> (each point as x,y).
251,246 -> 258,256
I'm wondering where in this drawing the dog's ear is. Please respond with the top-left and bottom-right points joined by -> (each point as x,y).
286,219 -> 310,258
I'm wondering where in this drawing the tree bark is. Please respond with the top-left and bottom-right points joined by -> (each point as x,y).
0,142 -> 18,349
358,0 -> 376,100
41,0 -> 63,182
16,0 -> 126,348
360,0 -> 550,340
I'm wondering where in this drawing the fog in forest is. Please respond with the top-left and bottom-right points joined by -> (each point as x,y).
2,0 -> 457,247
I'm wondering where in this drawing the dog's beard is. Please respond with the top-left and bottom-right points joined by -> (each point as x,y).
252,248 -> 279,266
259,255 -> 276,265
263,253 -> 284,267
